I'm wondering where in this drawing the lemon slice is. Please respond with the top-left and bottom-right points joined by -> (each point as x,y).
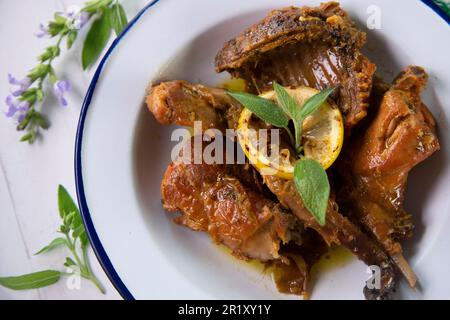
237,86 -> 344,179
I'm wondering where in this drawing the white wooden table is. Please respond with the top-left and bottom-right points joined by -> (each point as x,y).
0,0 -> 148,300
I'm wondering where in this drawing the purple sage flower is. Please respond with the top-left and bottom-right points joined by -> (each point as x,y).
35,23 -> 50,38
72,11 -> 89,30
61,5 -> 89,31
8,74 -> 31,97
53,80 -> 71,107
5,95 -> 29,123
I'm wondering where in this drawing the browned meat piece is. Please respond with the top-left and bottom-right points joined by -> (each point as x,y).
215,2 -> 376,131
149,82 -> 314,295
263,175 -> 396,300
148,79 -> 396,298
336,66 -> 440,286
161,138 -> 303,262
273,254 -> 309,296
273,229 -> 327,297
147,80 -> 242,132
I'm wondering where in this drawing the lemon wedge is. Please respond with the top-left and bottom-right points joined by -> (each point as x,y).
237,86 -> 344,179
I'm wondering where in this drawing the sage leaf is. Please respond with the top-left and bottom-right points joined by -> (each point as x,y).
58,185 -> 88,247
0,270 -> 61,290
35,238 -> 67,255
64,257 -> 77,268
299,87 -> 335,120
273,82 -> 297,119
82,10 -> 112,70
228,92 -> 290,128
67,31 -> 78,50
294,159 -> 330,226
110,3 -> 128,36
19,133 -> 33,142
72,222 -> 88,248
83,0 -> 103,13
273,82 -> 303,151
58,185 -> 79,219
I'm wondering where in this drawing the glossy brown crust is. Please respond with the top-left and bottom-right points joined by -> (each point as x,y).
263,175 -> 396,299
148,79 -> 395,298
337,66 -> 440,258
215,2 -> 362,71
215,2 -> 375,131
161,140 -> 302,262
147,80 -> 243,132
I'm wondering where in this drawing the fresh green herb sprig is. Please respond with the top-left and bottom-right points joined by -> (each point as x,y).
228,83 -> 336,226
6,0 -> 128,143
434,0 -> 450,16
0,186 -> 104,294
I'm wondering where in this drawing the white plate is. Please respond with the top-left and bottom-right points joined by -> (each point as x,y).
75,0 -> 450,299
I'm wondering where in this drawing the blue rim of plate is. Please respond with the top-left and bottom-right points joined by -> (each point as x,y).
74,0 -> 450,300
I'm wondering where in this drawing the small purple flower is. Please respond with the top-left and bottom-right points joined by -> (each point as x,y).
72,11 -> 89,30
53,80 -> 71,107
61,5 -> 89,31
35,23 -> 49,38
8,74 -> 31,97
5,95 -> 29,123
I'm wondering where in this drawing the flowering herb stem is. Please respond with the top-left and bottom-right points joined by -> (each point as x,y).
0,185 -> 105,293
5,1 -> 128,143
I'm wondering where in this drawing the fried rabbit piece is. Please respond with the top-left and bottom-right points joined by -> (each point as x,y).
161,139 -> 312,296
148,79 -> 396,299
263,175 -> 396,300
147,80 -> 242,132
215,2 -> 376,132
336,66 -> 440,287
161,138 -> 303,262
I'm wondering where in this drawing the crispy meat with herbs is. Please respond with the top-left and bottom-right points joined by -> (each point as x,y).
147,80 -> 243,132
148,79 -> 396,299
216,1 -> 376,132
161,138 -> 315,296
145,2 -> 441,301
335,66 -> 440,287
161,138 -> 303,262
263,175 -> 396,299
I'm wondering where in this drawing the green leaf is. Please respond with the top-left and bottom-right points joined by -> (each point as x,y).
35,238 -> 67,255
434,0 -> 450,16
0,270 -> 61,290
48,20 -> 66,37
19,89 -> 38,104
33,112 -> 49,130
110,3 -> 128,36
82,0 -> 104,13
299,87 -> 335,120
58,185 -> 79,219
67,31 -> 78,49
38,46 -> 59,62
294,159 -> 330,226
81,10 -> 112,70
57,185 -> 88,247
64,257 -> 77,268
72,223 -> 87,246
35,89 -> 44,102
63,211 -> 76,227
27,64 -> 49,82
19,133 -> 32,142
28,129 -> 38,143
273,82 -> 303,151
273,82 -> 297,119
17,112 -> 31,131
228,92 -> 290,128
54,13 -> 67,24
